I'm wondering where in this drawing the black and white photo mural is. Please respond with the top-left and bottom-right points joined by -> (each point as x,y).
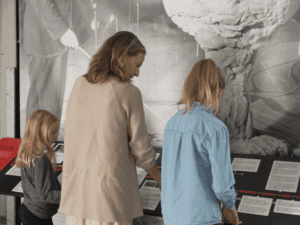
19,0 -> 300,158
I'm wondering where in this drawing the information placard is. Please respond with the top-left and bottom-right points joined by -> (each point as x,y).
237,195 -> 273,216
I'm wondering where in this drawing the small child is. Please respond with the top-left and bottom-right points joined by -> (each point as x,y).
16,110 -> 61,225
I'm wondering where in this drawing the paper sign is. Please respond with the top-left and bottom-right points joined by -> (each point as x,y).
55,152 -> 64,164
274,199 -> 300,216
139,180 -> 161,210
52,212 -> 67,225
12,181 -> 23,193
266,161 -> 300,193
237,195 -> 273,216
6,165 -> 21,176
232,158 -> 261,172
57,172 -> 62,185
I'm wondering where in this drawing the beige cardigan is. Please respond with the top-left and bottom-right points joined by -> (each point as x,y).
58,76 -> 156,222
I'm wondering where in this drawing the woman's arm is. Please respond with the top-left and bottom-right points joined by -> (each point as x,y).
145,164 -> 161,189
127,86 -> 160,182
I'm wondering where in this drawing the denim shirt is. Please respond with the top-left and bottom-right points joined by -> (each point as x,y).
161,101 -> 236,225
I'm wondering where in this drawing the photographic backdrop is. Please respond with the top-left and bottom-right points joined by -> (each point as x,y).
19,0 -> 300,157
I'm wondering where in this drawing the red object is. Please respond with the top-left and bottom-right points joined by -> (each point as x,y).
261,192 -> 276,196
0,138 -> 22,171
282,195 -> 291,198
240,190 -> 256,194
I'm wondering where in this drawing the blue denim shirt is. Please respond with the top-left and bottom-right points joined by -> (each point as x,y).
161,101 -> 236,225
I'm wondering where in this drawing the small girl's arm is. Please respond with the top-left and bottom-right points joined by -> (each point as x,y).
34,155 -> 61,204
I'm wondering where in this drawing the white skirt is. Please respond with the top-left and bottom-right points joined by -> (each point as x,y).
66,215 -> 132,225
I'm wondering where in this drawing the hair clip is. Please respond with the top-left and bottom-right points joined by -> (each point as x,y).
27,142 -> 33,151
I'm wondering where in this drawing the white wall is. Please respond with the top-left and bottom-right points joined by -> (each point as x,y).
0,0 -> 17,224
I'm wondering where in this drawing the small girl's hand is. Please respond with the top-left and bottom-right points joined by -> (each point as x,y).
57,165 -> 63,170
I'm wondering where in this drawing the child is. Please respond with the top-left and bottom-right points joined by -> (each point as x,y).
16,110 -> 61,225
161,59 -> 241,225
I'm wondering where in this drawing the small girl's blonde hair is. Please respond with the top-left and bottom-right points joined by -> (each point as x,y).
175,59 -> 225,116
16,110 -> 58,171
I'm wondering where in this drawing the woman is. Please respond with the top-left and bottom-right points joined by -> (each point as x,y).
59,30 -> 241,225
58,31 -> 161,225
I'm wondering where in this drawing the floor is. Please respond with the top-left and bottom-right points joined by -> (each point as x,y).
133,216 -> 164,225
0,216 -> 165,225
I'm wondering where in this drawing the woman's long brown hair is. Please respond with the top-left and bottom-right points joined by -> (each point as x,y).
84,31 -> 146,85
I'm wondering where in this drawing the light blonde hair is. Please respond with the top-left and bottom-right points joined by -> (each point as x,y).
16,110 -> 59,171
175,59 -> 225,116
83,31 -> 146,85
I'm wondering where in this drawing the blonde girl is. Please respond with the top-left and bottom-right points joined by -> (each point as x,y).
161,59 -> 242,225
16,110 -> 60,225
